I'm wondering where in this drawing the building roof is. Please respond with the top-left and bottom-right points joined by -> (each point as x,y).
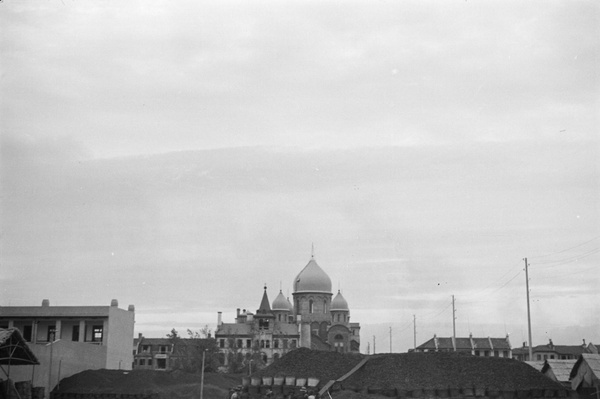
331,290 -> 349,311
525,361 -> 545,371
272,290 -> 291,312
416,335 -> 510,352
541,359 -> 577,383
256,287 -> 273,316
0,306 -> 114,318
215,323 -> 253,336
293,256 -> 332,293
570,353 -> 600,387
346,352 -> 565,390
0,328 -> 39,365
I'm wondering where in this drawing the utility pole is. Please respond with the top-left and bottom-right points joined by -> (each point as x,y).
413,315 -> 417,350
389,327 -> 392,353
524,258 -> 533,361
373,335 -> 376,354
452,295 -> 456,349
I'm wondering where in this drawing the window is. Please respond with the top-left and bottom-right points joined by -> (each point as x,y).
259,319 -> 269,329
23,326 -> 32,342
92,325 -> 103,342
309,300 -> 314,314
142,345 -> 150,353
47,325 -> 56,342
148,359 -> 153,366
237,339 -> 243,348
274,339 -> 279,349
156,358 -> 166,370
139,359 -> 146,366
246,339 -> 252,348
503,351 -> 509,358
290,340 -> 297,348
159,345 -> 169,353
494,350 -> 499,357
323,300 -> 327,313
550,355 -> 555,359
219,339 -> 225,348
484,351 -> 489,357
265,340 -> 270,348
536,355 -> 542,360
72,325 -> 80,342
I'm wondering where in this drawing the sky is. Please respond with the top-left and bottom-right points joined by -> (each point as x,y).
1,0 -> 599,353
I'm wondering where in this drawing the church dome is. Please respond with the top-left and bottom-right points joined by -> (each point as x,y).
293,257 -> 332,293
331,290 -> 349,311
272,290 -> 291,312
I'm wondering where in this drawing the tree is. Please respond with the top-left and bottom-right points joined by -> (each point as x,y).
168,327 -> 219,373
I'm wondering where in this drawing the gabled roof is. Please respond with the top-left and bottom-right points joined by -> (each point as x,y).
416,336 -> 510,352
472,338 -> 492,349
541,359 -> 577,382
570,353 -> 600,388
0,328 -> 39,365
525,360 -> 545,371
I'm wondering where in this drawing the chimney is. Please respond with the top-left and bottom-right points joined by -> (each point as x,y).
237,308 -> 241,317
111,299 -> 118,307
218,311 -> 222,326
138,333 -> 142,339
548,339 -> 553,348
583,339 -> 586,346
42,299 -> 50,307
128,304 -> 135,312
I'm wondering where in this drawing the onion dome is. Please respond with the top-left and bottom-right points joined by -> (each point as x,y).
293,257 -> 332,293
331,290 -> 349,311
272,290 -> 291,312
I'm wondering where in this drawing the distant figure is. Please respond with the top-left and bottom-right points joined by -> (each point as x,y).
230,387 -> 241,399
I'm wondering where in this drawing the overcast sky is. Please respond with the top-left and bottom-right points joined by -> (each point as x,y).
1,0 -> 598,352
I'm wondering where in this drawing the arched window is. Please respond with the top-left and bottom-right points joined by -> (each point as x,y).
309,300 -> 314,314
323,299 -> 327,313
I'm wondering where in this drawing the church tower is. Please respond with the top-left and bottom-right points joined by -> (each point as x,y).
292,251 -> 333,344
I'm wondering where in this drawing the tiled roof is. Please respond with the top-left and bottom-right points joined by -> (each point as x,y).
215,323 -> 253,336
525,361 -> 545,371
416,336 -> 510,352
541,359 -> 577,383
490,338 -> 511,349
416,337 -> 437,350
437,337 -> 454,350
455,338 -> 472,350
0,306 -> 112,318
472,338 -> 492,349
570,353 -> 600,381
346,352 -> 565,390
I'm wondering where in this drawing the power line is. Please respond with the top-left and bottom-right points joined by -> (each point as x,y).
529,236 -> 600,259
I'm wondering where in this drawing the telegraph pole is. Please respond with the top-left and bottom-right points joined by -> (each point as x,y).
373,335 -> 376,354
413,315 -> 417,350
389,327 -> 392,353
452,295 -> 456,349
524,258 -> 533,361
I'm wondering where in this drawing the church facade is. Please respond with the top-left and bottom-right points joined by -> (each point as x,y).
215,253 -> 360,368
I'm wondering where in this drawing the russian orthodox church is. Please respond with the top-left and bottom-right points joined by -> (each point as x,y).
215,251 -> 361,368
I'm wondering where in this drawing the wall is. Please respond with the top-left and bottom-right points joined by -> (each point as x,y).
7,340 -> 107,394
106,307 -> 135,370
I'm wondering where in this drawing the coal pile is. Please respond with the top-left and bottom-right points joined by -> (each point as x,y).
252,347 -> 364,383
53,369 -> 241,398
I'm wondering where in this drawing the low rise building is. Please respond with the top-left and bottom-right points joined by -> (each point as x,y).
414,334 -> 512,358
513,339 -> 597,362
0,299 -> 135,393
